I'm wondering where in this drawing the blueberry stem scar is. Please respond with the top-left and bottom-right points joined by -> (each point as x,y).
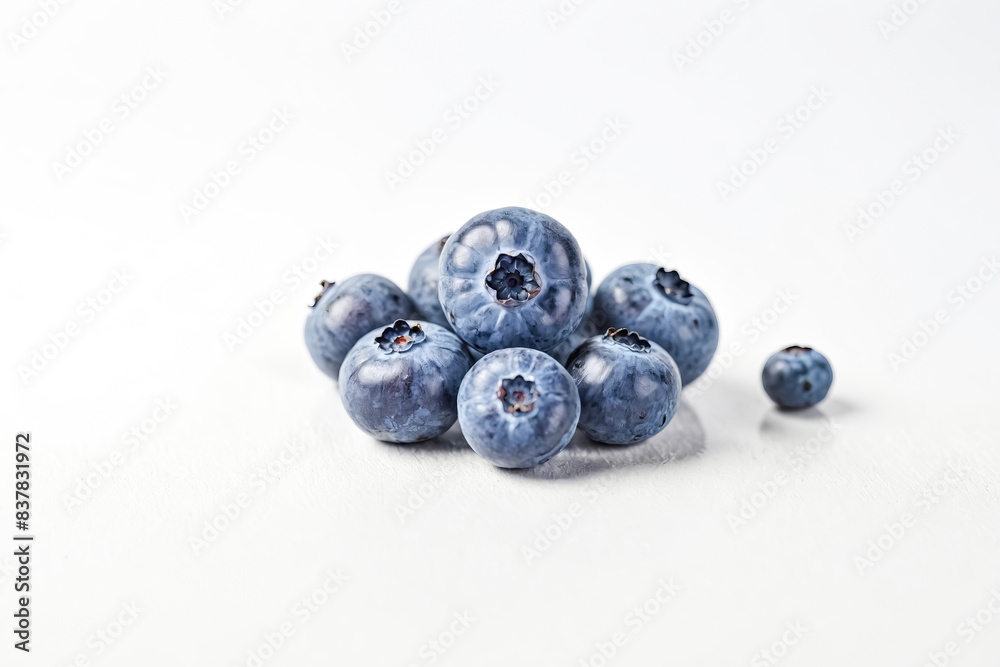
486,253 -> 541,304
375,320 -> 426,353
496,375 -> 539,414
605,327 -> 652,352
311,279 -> 335,307
653,268 -> 694,305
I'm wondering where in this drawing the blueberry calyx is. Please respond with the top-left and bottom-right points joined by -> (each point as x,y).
375,320 -> 426,353
485,253 -> 541,304
653,268 -> 693,305
311,280 -> 336,307
604,327 -> 651,352
496,375 -> 539,414
783,345 -> 813,354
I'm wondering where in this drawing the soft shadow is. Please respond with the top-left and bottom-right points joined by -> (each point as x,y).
373,421 -> 475,455
757,394 -> 858,443
513,400 -> 706,481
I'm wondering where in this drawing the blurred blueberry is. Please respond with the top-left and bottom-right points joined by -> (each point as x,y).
438,207 -> 588,354
304,275 -> 418,380
339,320 -> 470,442
591,263 -> 718,385
567,327 -> 682,444
407,234 -> 452,328
458,348 -> 580,468
762,346 -> 833,409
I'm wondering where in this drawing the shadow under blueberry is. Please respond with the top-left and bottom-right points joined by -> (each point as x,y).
510,400 -> 706,481
372,421 -> 476,456
758,396 -> 857,446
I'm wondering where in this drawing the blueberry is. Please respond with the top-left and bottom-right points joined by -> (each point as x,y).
304,275 -> 418,379
547,258 -> 601,365
339,320 -> 471,442
546,328 -> 588,367
591,263 -> 718,385
567,328 -> 682,444
458,348 -> 580,468
762,346 -> 833,409
438,207 -> 588,354
407,234 -> 452,328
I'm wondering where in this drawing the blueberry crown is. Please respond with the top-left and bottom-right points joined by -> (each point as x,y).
375,320 -> 426,353
653,268 -> 693,305
311,280 -> 335,307
604,327 -> 652,352
496,375 -> 539,414
486,253 -> 541,304
783,345 -> 813,355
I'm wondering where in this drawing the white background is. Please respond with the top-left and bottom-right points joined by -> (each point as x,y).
2,0 -> 1000,665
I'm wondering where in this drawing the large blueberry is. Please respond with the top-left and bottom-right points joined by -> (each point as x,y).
407,234 -> 451,328
304,275 -> 418,380
438,207 -> 588,354
567,328 -> 681,444
591,264 -> 718,385
458,348 -> 580,468
339,320 -> 470,442
762,346 -> 833,409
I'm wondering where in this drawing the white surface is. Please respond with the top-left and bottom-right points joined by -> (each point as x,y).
3,0 -> 1000,664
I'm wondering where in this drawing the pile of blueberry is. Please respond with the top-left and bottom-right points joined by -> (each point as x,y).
305,207 -> 833,468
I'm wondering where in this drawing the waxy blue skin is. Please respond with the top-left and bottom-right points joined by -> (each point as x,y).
407,234 -> 451,328
591,263 -> 718,385
438,207 -> 588,354
762,346 -> 833,409
304,275 -> 418,380
567,329 -> 681,444
339,320 -> 470,442
458,348 -> 580,468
